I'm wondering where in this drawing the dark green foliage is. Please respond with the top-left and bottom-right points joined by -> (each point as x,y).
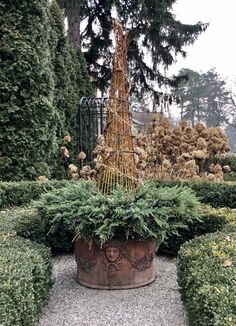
173,68 -> 231,127
177,231 -> 236,326
159,206 -> 229,256
0,208 -> 37,234
153,180 -> 236,208
223,172 -> 236,182
48,0 -> 78,178
207,154 -> 236,172
190,182 -> 236,208
0,0 -> 58,181
0,235 -> 52,326
0,180 -> 73,209
74,184 -> 201,246
76,49 -> 94,98
49,2 -> 95,166
77,0 -> 207,97
2,180 -> 235,258
32,181 -> 100,252
74,49 -> 97,164
32,181 -> 201,248
48,1 -> 95,177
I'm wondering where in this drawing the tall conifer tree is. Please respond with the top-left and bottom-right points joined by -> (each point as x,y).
0,0 -> 57,180
58,0 -> 207,97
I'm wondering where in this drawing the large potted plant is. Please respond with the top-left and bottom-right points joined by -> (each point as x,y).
33,180 -> 201,289
34,21 -> 201,290
73,182 -> 201,289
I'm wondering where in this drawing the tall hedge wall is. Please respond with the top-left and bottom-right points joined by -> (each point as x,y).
48,0 -> 78,178
0,0 -> 94,181
0,0 -> 59,181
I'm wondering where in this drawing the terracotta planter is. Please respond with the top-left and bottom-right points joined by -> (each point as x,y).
74,236 -> 156,289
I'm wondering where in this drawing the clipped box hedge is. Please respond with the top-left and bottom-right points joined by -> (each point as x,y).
0,208 -> 49,247
0,234 -> 52,326
2,179 -> 236,209
159,205 -> 234,255
177,230 -> 236,326
154,180 -> 236,208
0,180 -> 73,209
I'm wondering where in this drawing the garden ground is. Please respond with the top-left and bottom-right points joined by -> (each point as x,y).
38,255 -> 187,326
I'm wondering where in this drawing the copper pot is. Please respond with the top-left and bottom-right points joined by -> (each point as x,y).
74,236 -> 156,289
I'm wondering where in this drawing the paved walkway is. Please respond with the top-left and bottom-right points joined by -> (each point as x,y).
38,254 -> 188,326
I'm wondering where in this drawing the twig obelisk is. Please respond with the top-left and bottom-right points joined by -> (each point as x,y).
97,20 -> 137,193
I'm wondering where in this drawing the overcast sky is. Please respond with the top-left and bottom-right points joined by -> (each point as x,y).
168,0 -> 236,85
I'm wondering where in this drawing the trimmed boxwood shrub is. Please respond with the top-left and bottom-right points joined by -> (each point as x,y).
154,180 -> 236,208
177,230 -> 236,326
0,234 -> 52,326
0,180 -> 73,209
0,208 -> 49,248
159,205 -> 230,255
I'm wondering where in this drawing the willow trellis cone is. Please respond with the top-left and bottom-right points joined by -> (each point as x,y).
97,20 -> 138,193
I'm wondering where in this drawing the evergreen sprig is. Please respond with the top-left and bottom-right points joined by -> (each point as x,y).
75,183 -> 201,246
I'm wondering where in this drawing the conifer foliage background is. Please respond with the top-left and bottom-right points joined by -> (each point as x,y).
0,0 -> 57,181
0,0 -> 93,181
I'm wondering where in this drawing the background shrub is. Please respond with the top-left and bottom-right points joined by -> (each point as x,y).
0,235 -> 52,326
0,0 -> 58,181
0,180 -> 73,209
207,155 -> 236,172
0,181 -> 100,252
177,230 -> 236,326
154,180 -> 236,208
159,205 -> 230,255
2,180 -> 236,254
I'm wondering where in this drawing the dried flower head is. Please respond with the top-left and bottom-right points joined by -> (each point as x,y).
60,146 -> 70,159
192,150 -> 207,160
196,137 -> 207,150
68,164 -> 78,173
37,175 -> 48,181
78,151 -> 86,160
223,165 -> 231,172
63,135 -> 72,143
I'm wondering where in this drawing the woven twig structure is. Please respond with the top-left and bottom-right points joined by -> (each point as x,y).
97,21 -> 137,193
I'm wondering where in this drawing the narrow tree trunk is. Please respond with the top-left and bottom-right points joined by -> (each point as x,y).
67,0 -> 81,50
58,0 -> 81,50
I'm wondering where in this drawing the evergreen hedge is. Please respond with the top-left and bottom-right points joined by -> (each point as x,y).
49,1 -> 79,178
177,231 -> 236,326
0,233 -> 52,326
159,205 -> 231,255
154,180 -> 236,208
0,0 -> 95,181
0,0 -> 59,181
0,180 -> 72,209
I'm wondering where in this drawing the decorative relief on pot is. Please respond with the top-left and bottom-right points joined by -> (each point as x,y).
75,238 -> 156,289
103,244 -> 123,285
76,256 -> 97,272
124,242 -> 156,271
127,252 -> 155,271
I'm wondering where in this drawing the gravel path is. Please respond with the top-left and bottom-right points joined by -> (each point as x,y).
38,254 -> 188,326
